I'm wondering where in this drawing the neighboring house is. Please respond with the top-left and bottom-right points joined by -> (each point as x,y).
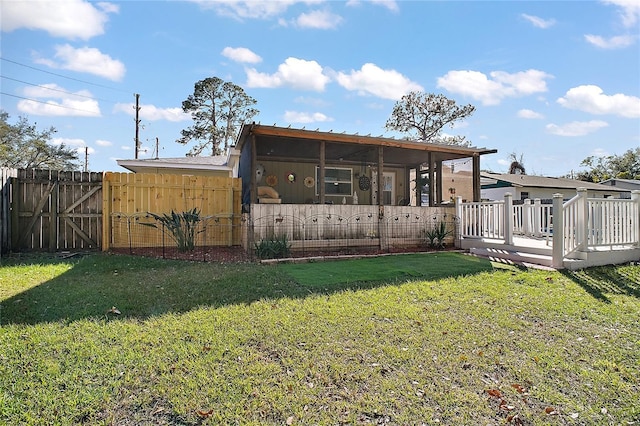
481,172 -> 631,201
117,149 -> 240,177
235,123 -> 497,208
599,178 -> 640,192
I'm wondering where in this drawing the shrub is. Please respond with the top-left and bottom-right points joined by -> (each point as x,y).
255,235 -> 291,259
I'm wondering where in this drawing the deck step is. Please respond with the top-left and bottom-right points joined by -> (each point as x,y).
469,247 -> 554,269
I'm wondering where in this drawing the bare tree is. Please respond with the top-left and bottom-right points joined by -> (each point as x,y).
385,92 -> 475,146
508,152 -> 526,175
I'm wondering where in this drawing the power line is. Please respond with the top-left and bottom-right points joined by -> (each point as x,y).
1,75 -> 121,104
0,92 -> 101,115
0,57 -> 130,93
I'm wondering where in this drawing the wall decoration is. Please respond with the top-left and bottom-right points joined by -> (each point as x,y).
358,175 -> 371,191
265,175 -> 278,186
286,171 -> 296,183
304,176 -> 315,188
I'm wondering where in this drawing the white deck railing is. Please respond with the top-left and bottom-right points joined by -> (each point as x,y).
458,189 -> 640,268
458,200 -> 505,240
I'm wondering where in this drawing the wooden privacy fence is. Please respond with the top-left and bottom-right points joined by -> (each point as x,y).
102,172 -> 242,250
10,169 -> 103,252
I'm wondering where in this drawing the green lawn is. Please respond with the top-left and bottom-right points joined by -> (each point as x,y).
1,253 -> 638,425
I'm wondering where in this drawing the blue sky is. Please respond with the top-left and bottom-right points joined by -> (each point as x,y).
1,0 -> 639,176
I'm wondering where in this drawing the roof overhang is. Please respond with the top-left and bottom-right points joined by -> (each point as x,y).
236,124 -> 497,167
117,160 -> 232,173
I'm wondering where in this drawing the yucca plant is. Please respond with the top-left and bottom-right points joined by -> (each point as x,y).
255,235 -> 291,259
143,208 -> 202,252
423,221 -> 452,249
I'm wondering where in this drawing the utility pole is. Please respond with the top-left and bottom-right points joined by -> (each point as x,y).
155,137 -> 159,159
134,93 -> 141,159
84,146 -> 88,172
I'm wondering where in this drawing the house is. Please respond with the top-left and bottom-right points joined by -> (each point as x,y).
599,178 -> 640,193
481,172 -> 630,201
235,123 -> 497,209
116,149 -> 240,177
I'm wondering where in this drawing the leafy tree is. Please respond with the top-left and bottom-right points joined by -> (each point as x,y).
177,77 -> 259,156
0,111 -> 79,169
574,148 -> 640,182
385,92 -> 475,146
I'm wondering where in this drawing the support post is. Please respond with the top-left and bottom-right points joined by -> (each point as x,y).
472,153 -> 480,202
416,164 -> 422,207
576,188 -> 588,251
428,153 -> 435,207
250,135 -> 257,204
504,193 -> 513,245
319,141 -> 326,204
435,160 -> 442,206
552,193 -> 564,269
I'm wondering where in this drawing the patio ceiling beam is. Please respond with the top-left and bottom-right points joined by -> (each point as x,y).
248,125 -> 497,156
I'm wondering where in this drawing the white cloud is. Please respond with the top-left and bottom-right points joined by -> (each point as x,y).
113,103 -> 190,122
517,109 -> 544,119
584,34 -> 636,49
335,63 -> 422,100
18,84 -> 101,117
557,85 -> 640,118
221,47 -> 262,63
284,111 -> 333,123
35,44 -> 125,81
294,96 -> 330,107
121,146 -> 132,151
545,120 -> 609,136
1,0 -> 117,40
189,0 -> 323,20
602,0 -> 640,27
521,14 -> 556,29
295,10 -> 343,29
96,139 -> 113,147
437,69 -> 552,106
52,137 -> 85,148
51,137 -> 95,155
246,57 -> 330,91
346,0 -> 399,12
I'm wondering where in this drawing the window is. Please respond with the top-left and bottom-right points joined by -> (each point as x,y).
316,167 -> 352,196
521,192 -> 529,201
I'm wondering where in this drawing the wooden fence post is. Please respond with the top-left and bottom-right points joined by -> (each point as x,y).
552,193 -> 564,269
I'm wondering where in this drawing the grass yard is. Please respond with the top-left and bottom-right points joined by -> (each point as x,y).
1,252 -> 638,425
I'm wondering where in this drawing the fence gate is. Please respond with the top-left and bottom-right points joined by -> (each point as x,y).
11,169 -> 103,252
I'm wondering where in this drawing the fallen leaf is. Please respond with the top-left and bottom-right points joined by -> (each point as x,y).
196,409 -> 213,418
511,383 -> 526,394
487,389 -> 502,398
544,407 -> 558,415
286,415 -> 294,425
570,413 -> 579,419
107,306 -> 121,315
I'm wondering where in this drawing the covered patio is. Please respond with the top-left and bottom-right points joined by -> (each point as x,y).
235,124 -> 496,254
